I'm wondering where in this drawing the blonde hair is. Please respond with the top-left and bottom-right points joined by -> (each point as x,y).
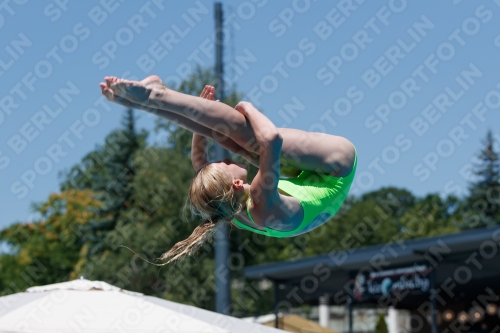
156,163 -> 244,265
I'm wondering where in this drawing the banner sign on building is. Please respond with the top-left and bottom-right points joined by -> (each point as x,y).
352,265 -> 431,301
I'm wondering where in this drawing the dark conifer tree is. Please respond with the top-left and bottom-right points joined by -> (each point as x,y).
61,109 -> 147,256
462,130 -> 500,229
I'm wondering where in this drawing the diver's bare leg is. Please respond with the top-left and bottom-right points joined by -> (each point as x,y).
105,76 -> 259,153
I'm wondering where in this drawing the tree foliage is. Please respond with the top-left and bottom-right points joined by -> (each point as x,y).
0,190 -> 100,295
61,109 -> 148,258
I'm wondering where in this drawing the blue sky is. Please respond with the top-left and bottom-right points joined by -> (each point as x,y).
1,0 -> 499,230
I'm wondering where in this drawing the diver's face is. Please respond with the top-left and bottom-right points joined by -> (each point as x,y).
213,158 -> 248,182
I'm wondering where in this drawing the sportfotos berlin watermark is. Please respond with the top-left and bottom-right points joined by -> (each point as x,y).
1,1 -> 500,330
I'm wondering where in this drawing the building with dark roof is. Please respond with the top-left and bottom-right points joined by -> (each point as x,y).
244,226 -> 500,333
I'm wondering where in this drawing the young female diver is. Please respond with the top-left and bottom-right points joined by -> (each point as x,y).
99,76 -> 357,264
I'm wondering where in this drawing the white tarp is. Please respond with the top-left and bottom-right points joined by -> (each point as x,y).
0,278 -> 285,333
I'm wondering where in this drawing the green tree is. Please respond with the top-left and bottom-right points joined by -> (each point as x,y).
0,190 -> 101,295
70,146 -> 231,311
461,130 -> 500,229
400,194 -> 459,239
298,187 -> 417,257
375,313 -> 388,333
62,109 -> 148,257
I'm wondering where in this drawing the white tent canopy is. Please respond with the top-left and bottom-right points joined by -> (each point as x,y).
0,278 -> 285,333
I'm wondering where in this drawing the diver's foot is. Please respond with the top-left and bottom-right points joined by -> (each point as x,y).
99,81 -> 160,116
104,75 -> 166,104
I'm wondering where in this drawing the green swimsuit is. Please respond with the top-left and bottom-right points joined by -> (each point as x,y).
233,150 -> 357,238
